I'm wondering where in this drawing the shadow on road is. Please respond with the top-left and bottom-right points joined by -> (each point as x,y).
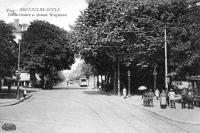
0,88 -> 38,99
83,90 -> 111,96
26,89 -> 38,93
0,93 -> 16,99
51,86 -> 88,90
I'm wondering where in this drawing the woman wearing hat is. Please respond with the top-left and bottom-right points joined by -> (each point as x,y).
160,90 -> 167,109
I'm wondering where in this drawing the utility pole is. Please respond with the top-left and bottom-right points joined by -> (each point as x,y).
128,70 -> 131,96
16,38 -> 21,100
153,66 -> 157,92
164,25 -> 168,90
14,32 -> 22,100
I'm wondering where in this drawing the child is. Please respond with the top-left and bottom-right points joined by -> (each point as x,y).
23,87 -> 27,98
155,88 -> 160,100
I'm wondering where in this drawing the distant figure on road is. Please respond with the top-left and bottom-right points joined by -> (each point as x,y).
155,88 -> 160,100
123,87 -> 127,99
168,89 -> 176,108
148,89 -> 154,107
188,89 -> 194,109
23,87 -> 27,98
142,91 -> 148,106
165,88 -> 169,106
160,90 -> 167,109
181,88 -> 188,108
66,80 -> 69,87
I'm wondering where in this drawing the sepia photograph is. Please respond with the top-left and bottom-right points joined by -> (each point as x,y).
0,0 -> 200,132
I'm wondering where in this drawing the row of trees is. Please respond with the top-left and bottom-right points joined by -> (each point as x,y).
1,0 -> 200,92
71,0 -> 200,94
0,21 -> 16,90
0,20 -> 75,89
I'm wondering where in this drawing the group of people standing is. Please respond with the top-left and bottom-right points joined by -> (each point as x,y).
142,89 -> 155,107
143,87 -> 194,109
158,89 -> 176,109
181,88 -> 194,109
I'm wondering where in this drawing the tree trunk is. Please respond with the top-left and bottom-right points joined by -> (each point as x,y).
97,75 -> 99,89
30,69 -> 36,88
101,74 -> 103,91
114,61 -> 117,95
0,79 -> 4,90
105,74 -> 107,91
93,75 -> 95,89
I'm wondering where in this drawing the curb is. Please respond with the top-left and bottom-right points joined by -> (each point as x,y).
128,101 -> 200,125
0,95 -> 32,107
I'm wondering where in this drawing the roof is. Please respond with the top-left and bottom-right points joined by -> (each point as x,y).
187,76 -> 200,81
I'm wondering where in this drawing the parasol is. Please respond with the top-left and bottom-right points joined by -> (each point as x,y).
138,86 -> 147,90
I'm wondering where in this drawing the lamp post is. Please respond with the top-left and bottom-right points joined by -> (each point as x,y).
126,61 -> 131,97
14,33 -> 22,100
153,67 -> 157,92
127,70 -> 131,97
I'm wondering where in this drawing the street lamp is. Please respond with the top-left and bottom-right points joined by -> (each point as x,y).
153,66 -> 157,92
126,61 -> 131,97
14,33 -> 22,100
127,70 -> 131,97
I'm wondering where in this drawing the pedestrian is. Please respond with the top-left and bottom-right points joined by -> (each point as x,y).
123,87 -> 127,99
23,87 -> 27,98
66,80 -> 69,87
188,89 -> 194,109
7,79 -> 12,94
155,88 -> 160,100
160,90 -> 167,109
168,89 -> 176,108
181,88 -> 188,108
142,91 -> 148,106
148,89 -> 154,107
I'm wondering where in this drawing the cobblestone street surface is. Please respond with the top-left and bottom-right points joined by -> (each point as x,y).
0,84 -> 200,133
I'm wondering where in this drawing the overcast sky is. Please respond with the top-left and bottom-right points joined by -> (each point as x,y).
0,0 -> 88,31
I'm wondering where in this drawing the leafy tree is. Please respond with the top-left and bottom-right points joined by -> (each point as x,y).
21,20 -> 75,88
69,60 -> 93,80
0,20 -> 16,89
73,0 -> 200,93
73,0 -> 168,93
169,2 -> 200,77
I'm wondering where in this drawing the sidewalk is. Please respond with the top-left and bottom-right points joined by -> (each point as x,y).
126,95 -> 200,125
0,86 -> 38,132
0,86 -> 38,107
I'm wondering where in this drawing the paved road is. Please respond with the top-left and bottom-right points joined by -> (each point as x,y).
0,87 -> 200,133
